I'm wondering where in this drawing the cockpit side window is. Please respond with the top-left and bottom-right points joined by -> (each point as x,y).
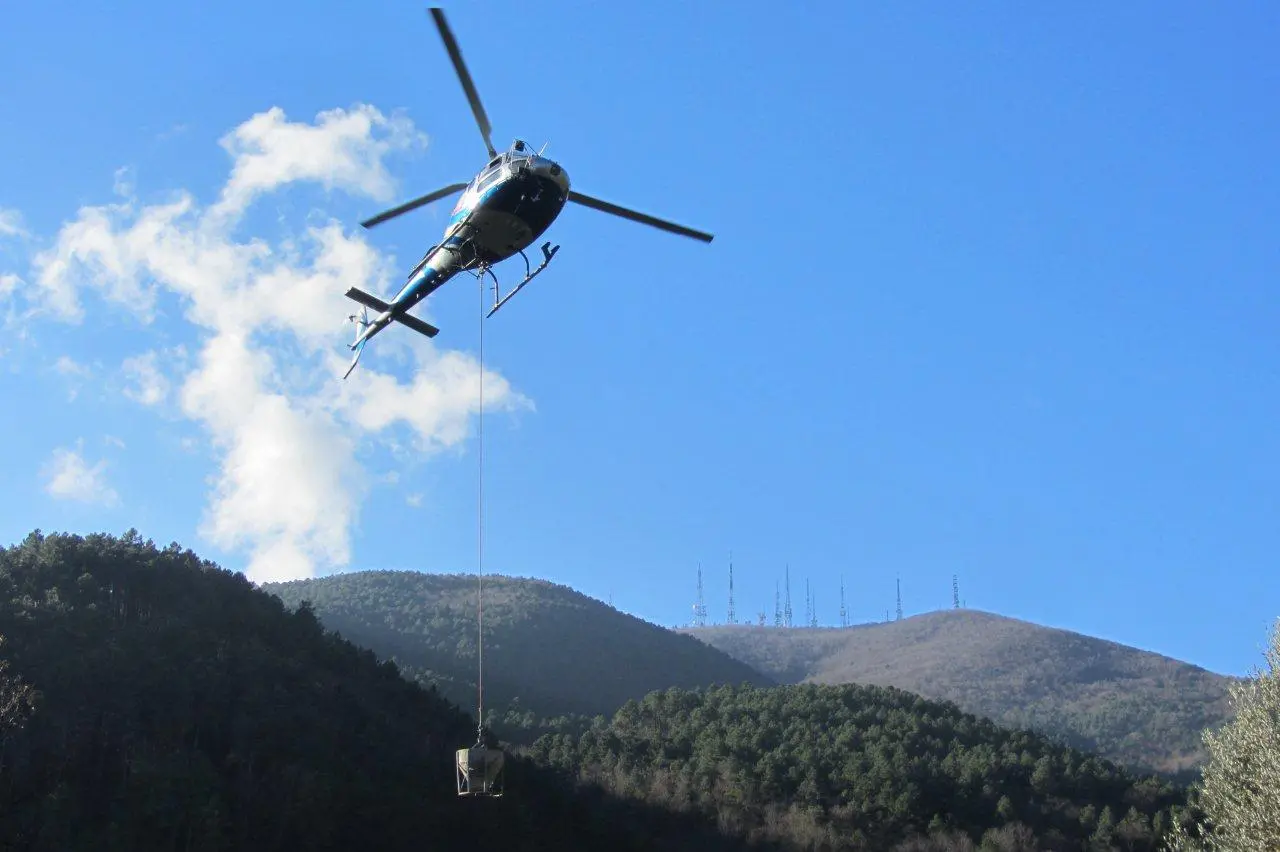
477,162 -> 505,193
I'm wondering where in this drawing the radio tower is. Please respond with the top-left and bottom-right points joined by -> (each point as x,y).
774,582 -> 782,627
839,575 -> 848,628
693,563 -> 707,627
809,580 -> 818,628
727,553 -> 737,625
805,579 -> 812,627
784,564 -> 793,627
895,577 -> 903,621
952,574 -> 961,609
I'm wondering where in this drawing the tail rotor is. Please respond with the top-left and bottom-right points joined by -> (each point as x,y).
349,306 -> 372,345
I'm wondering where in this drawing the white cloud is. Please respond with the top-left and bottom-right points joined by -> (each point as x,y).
113,166 -> 135,199
9,104 -> 529,584
406,492 -> 423,507
54,355 -> 90,378
209,105 -> 426,225
0,208 -> 27,239
338,346 -> 533,452
54,355 -> 92,400
42,443 -> 119,506
121,351 -> 170,406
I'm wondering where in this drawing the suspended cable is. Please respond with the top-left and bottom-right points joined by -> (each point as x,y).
456,267 -> 504,798
475,269 -> 486,741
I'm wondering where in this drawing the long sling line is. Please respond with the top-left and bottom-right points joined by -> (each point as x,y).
475,270 -> 485,741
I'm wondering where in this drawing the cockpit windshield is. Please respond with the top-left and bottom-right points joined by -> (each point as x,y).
470,141 -> 537,193
505,139 -> 534,162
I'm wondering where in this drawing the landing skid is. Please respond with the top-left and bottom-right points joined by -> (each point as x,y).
485,241 -> 560,318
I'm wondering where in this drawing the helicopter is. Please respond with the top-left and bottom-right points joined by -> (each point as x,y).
343,7 -> 714,379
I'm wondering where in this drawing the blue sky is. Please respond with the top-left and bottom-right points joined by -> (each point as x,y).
2,2 -> 1277,676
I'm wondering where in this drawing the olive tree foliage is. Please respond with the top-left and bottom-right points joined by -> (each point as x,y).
1164,619 -> 1280,852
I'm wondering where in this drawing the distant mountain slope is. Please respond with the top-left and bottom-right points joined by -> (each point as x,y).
682,609 -> 1234,776
265,571 -> 772,733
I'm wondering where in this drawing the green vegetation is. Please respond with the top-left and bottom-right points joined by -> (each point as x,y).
533,682 -> 1192,850
0,530 -> 768,851
1163,619 -> 1280,851
8,529 -> 1238,851
265,570 -> 772,741
684,611 -> 1234,777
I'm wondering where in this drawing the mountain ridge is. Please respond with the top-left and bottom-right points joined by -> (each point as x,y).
680,607 -> 1234,776
265,569 -> 773,734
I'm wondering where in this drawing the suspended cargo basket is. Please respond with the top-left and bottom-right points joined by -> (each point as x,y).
456,745 -> 504,797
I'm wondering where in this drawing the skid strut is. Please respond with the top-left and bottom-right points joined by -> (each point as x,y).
486,241 -> 559,318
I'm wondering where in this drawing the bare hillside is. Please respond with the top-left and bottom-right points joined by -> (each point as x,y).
682,609 -> 1234,775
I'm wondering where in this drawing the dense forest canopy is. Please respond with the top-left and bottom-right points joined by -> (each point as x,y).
266,570 -> 771,737
532,682 -> 1195,850
685,612 -> 1234,778
0,530 -> 769,851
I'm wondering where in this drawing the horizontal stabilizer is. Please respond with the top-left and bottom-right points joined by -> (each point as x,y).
344,287 -> 440,338
393,311 -> 440,339
344,287 -> 391,314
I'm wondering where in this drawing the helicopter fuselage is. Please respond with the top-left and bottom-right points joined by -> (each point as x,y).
388,149 -> 570,313
344,7 -> 710,379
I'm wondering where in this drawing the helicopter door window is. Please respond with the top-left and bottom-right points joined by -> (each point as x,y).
477,166 -> 505,193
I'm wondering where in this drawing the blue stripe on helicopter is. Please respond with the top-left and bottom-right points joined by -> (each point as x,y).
449,179 -> 506,225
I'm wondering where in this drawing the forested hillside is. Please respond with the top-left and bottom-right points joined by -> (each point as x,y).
684,610 -> 1233,776
0,531 -> 770,851
266,570 -> 771,738
533,683 -> 1195,850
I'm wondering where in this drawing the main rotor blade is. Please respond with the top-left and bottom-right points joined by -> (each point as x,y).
429,7 -> 497,159
568,191 -> 714,243
360,182 -> 468,229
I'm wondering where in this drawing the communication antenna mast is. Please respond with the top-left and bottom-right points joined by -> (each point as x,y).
952,574 -> 961,609
805,578 -> 812,627
727,552 -> 737,625
839,575 -> 848,628
774,582 -> 782,627
784,564 -> 793,627
810,581 -> 818,628
895,577 -> 903,621
757,610 -> 766,626
693,562 -> 707,627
